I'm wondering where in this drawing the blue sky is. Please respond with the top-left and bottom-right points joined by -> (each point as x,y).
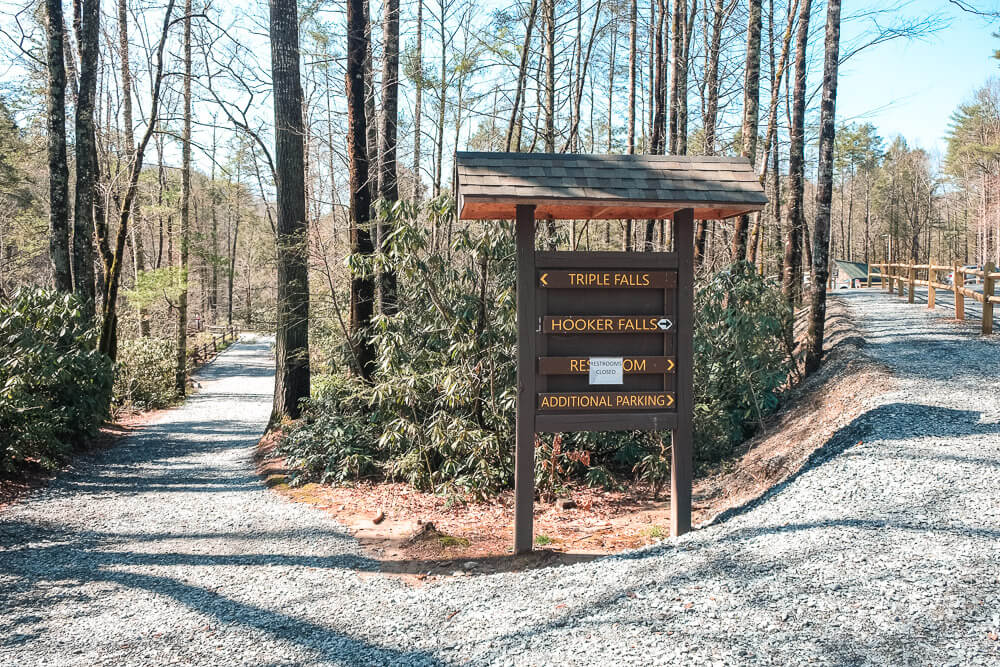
836,0 -> 999,158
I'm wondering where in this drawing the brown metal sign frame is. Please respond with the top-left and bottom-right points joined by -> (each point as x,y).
514,204 -> 694,554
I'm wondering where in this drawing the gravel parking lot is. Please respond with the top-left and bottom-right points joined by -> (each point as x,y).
2,298 -> 999,666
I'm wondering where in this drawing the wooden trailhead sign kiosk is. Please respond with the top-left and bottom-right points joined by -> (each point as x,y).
455,152 -> 767,553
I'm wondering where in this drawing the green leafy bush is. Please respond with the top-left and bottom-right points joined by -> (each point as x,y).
281,198 -> 519,497
281,202 -> 795,497
693,261 -> 795,464
113,337 -> 178,412
0,288 -> 113,473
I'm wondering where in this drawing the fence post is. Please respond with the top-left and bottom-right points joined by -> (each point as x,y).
896,265 -> 903,297
907,265 -> 915,303
984,261 -> 995,336
928,267 -> 936,309
954,264 -> 965,321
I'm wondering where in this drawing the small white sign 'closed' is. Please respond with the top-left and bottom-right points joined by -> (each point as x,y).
588,357 -> 623,385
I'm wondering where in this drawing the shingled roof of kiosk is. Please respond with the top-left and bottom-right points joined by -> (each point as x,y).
455,152 -> 767,221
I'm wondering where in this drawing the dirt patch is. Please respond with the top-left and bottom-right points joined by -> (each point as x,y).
0,409 -> 165,511
693,295 -> 895,523
256,294 -> 894,584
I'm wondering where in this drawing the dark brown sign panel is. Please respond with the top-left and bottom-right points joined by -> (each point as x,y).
538,270 -> 676,289
512,209 -> 698,554
538,392 -> 675,411
542,315 -> 673,334
538,356 -> 675,375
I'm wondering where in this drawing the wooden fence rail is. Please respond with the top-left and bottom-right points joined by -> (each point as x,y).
866,262 -> 997,335
186,326 -> 240,372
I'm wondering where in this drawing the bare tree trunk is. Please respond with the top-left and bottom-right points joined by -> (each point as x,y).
749,0 -> 797,268
650,0 -> 666,152
347,0 -> 376,380
771,130 -> 782,276
782,0 -> 811,306
543,0 -> 557,246
563,0 -> 602,151
62,17 -> 77,103
97,0 -> 176,359
701,0 -> 724,155
731,0 -> 762,261
677,0 -> 696,155
433,2 -> 446,197
663,0 -> 687,155
647,1 -> 654,146
805,0 -> 841,372
175,0 -> 192,395
73,0 -> 99,318
506,0 -> 537,152
413,0 -> 423,199
46,0 -> 71,292
210,126 -> 219,323
377,0 -> 400,314
644,0 -> 666,250
607,15 -> 615,153
668,0 -> 680,153
364,0 -> 378,175
624,0 -> 637,251
119,0 -> 150,336
227,173 -> 240,327
270,0 -> 311,420
544,0 -> 555,153
571,0 -> 582,152
695,0 -> 727,267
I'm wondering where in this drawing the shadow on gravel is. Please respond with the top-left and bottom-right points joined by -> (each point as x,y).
0,521 -> 443,664
710,402 -> 1000,527
458,536 -> 947,665
718,515 -> 1000,542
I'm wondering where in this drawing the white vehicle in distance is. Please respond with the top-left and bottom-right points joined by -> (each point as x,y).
945,265 -> 981,285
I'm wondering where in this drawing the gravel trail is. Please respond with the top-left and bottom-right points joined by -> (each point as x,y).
872,282 -> 999,328
3,296 -> 1000,666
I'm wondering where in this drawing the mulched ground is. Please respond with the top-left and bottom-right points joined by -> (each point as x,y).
255,297 -> 887,580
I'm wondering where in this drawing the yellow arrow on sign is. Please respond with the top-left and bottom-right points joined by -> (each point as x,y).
666,359 -> 675,372
539,272 -> 549,286
666,394 -> 675,407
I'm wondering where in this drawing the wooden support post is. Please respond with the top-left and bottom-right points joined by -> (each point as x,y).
927,267 -> 935,309
984,261 -> 995,335
907,265 -> 915,303
954,265 -> 965,321
514,204 -> 537,554
671,207 -> 694,538
897,266 -> 904,297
